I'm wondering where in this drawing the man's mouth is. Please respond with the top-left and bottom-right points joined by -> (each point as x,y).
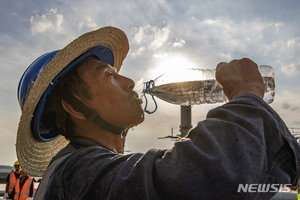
130,91 -> 143,104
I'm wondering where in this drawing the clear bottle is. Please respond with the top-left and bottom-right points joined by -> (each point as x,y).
143,65 -> 275,105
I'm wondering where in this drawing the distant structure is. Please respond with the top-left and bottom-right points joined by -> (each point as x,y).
158,105 -> 193,140
158,128 -> 180,140
0,165 -> 14,183
290,127 -> 300,135
290,127 -> 300,144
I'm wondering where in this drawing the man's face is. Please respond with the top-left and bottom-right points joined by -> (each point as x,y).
76,57 -> 144,130
14,165 -> 20,172
20,170 -> 28,179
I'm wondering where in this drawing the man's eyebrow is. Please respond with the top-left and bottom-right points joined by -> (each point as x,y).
95,64 -> 110,71
95,64 -> 116,75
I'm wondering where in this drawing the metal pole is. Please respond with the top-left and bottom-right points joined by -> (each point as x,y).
180,105 -> 192,137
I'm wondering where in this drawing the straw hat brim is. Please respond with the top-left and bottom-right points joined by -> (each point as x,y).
16,26 -> 130,177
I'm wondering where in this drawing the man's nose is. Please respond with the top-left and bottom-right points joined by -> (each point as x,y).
121,75 -> 135,91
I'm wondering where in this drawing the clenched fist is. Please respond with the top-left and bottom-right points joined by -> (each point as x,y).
215,58 -> 265,101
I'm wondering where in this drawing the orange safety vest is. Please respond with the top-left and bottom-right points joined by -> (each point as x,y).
8,171 -> 18,194
14,177 -> 34,200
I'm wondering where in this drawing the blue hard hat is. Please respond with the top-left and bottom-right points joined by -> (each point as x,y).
17,46 -> 114,141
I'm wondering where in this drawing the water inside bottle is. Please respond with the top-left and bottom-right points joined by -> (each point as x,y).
150,77 -> 275,105
151,79 -> 225,105
263,76 -> 275,104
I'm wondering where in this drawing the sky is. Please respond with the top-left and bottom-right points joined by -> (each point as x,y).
0,0 -> 300,166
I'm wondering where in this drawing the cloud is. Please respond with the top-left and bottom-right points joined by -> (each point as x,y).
132,27 -> 145,44
131,46 -> 146,57
281,62 -> 299,76
149,26 -> 170,49
30,8 -> 63,35
281,103 -> 290,109
153,53 -> 168,58
287,37 -> 300,47
281,102 -> 298,111
272,89 -> 300,129
172,38 -> 186,47
218,53 -> 233,61
187,17 -> 285,54
131,23 -> 172,56
224,19 -> 266,44
78,15 -> 98,30
275,22 -> 285,31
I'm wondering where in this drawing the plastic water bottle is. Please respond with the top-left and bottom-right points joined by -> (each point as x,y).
143,65 -> 275,105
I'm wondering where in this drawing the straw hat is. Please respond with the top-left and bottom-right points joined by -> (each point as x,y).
16,26 -> 130,177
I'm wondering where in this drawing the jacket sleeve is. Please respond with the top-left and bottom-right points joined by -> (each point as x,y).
109,94 -> 300,200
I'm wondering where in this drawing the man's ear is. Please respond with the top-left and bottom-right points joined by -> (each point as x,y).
62,99 -> 86,120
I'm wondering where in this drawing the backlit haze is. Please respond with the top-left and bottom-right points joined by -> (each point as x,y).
0,0 -> 300,166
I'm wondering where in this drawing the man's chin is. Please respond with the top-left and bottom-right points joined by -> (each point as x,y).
130,106 -> 145,127
136,112 -> 145,125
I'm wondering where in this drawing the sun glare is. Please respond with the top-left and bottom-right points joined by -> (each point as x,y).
151,56 -> 198,79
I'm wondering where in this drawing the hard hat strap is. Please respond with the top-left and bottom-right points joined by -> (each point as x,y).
56,89 -> 125,135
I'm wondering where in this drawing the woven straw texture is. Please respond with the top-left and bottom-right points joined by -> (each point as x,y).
16,26 -> 129,177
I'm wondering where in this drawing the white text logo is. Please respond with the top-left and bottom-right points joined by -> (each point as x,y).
237,184 -> 292,193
